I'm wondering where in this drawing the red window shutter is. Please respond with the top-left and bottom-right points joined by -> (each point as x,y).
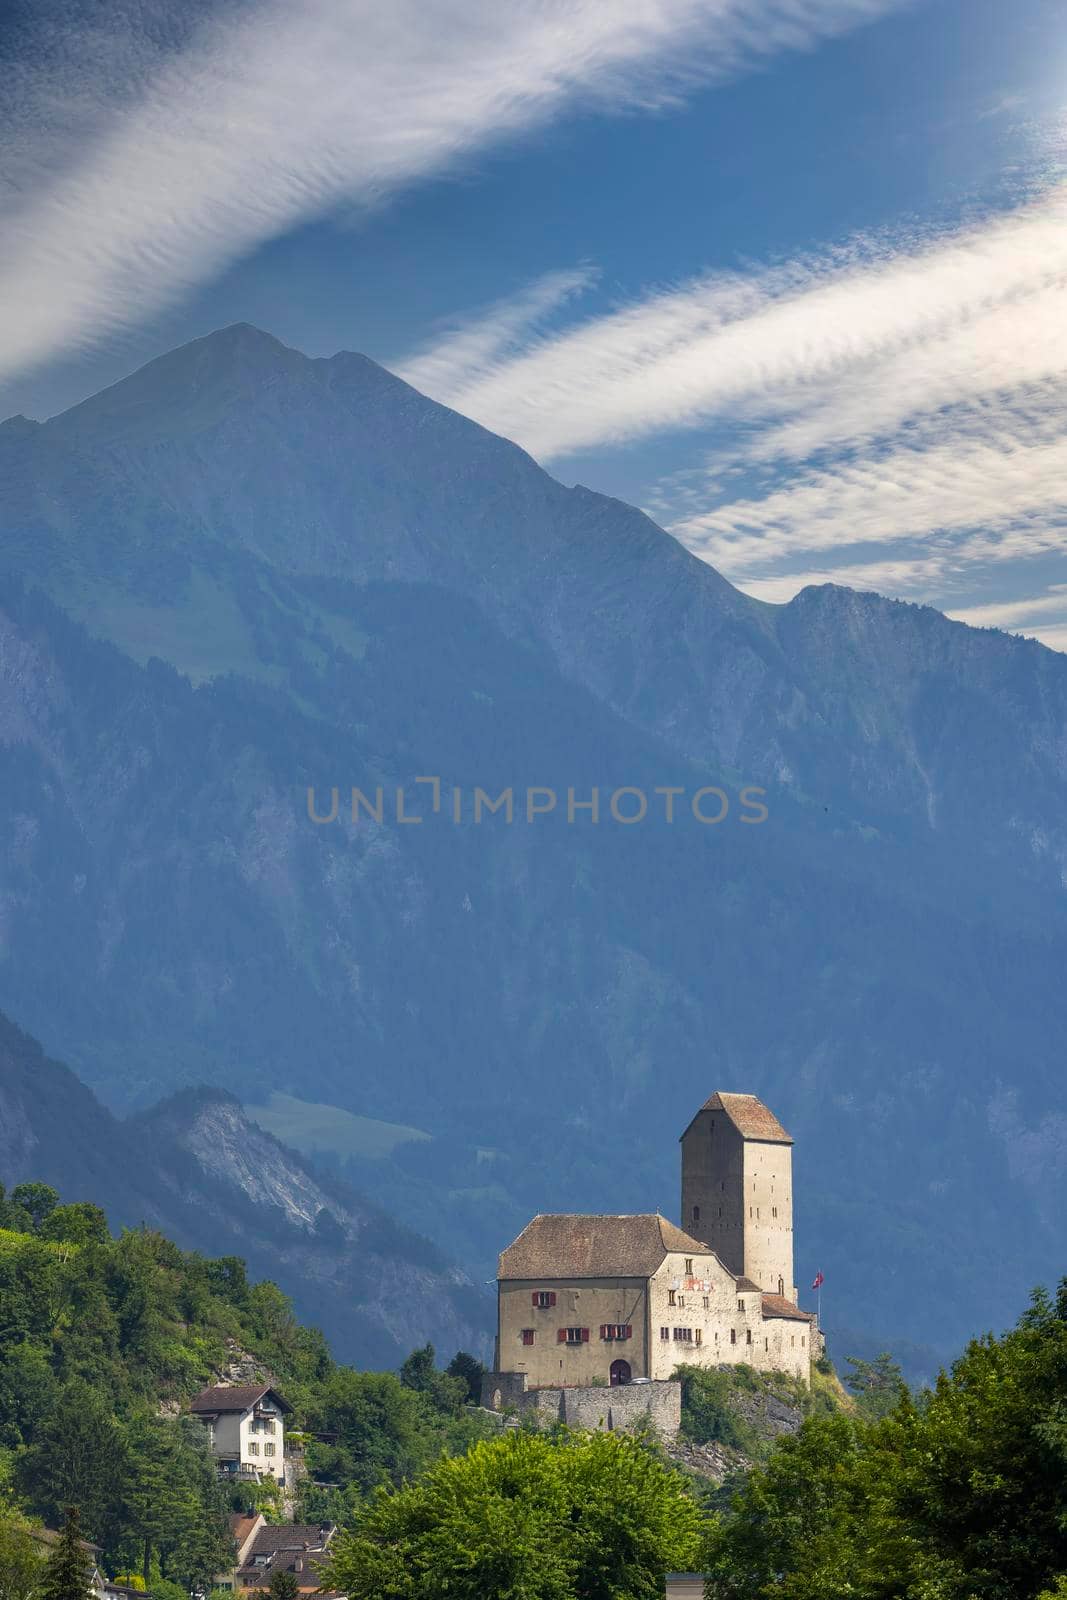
624,1325 -> 632,1340
549,1292 -> 557,1307
599,1324 -> 607,1340
558,1328 -> 566,1343
581,1328 -> 590,1343
532,1292 -> 539,1306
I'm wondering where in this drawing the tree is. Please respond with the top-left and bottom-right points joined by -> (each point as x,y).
319,1428 -> 706,1600
17,1382 -> 128,1546
0,1509 -> 45,1600
843,1354 -> 907,1421
39,1509 -> 93,1600
445,1351 -> 486,1406
267,1571 -> 299,1600
398,1345 -> 465,1415
39,1207 -> 109,1249
9,1187 -> 59,1233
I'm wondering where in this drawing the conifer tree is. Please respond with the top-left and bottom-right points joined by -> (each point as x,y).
40,1509 -> 93,1600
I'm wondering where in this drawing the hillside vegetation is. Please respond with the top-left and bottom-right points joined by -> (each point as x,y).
0,1182 -> 490,1592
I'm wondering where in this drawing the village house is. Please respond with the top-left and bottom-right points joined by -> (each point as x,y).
189,1382 -> 291,1483
486,1091 -> 821,1406
234,1523 -> 336,1595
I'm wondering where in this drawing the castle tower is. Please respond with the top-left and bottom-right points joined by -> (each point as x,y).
680,1092 -> 796,1303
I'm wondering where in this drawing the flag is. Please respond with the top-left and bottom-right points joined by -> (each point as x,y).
812,1271 -> 825,1289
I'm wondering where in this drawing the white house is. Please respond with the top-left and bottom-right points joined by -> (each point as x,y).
189,1383 -> 292,1483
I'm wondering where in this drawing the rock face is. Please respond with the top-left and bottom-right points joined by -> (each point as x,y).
0,326 -> 1066,1359
0,1010 -> 489,1367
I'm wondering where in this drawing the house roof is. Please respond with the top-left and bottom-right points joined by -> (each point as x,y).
737,1277 -> 763,1293
245,1524 -> 333,1556
237,1525 -> 335,1586
684,1092 -> 793,1144
32,1529 -> 101,1556
189,1382 -> 292,1415
761,1292 -> 816,1323
499,1213 -> 719,1280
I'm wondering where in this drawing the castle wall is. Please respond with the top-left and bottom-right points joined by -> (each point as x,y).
680,1109 -> 746,1276
497,1276 -> 650,1388
480,1375 -> 681,1440
645,1255 -> 808,1381
742,1140 -> 796,1301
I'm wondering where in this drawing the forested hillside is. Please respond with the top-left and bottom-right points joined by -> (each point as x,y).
0,1183 -> 490,1591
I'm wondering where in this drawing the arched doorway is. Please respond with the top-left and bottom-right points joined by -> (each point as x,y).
609,1359 -> 631,1387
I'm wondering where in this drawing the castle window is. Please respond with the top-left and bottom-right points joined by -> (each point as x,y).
694,1328 -> 702,1345
521,1329 -> 535,1346
737,1298 -> 744,1312
778,1277 -> 784,1295
660,1327 -> 669,1341
563,1327 -> 588,1344
678,1294 -> 685,1308
801,1336 -> 806,1348
765,1338 -> 769,1350
672,1327 -> 693,1342
692,1206 -> 700,1222
533,1291 -> 556,1309
668,1290 -> 676,1306
791,1336 -> 795,1348
730,1329 -> 736,1345
772,1207 -> 778,1218
702,1296 -> 709,1309
684,1258 -> 693,1275
746,1329 -> 752,1345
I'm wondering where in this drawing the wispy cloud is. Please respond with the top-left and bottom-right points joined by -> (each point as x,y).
0,0 -> 906,383
407,165 -> 1067,650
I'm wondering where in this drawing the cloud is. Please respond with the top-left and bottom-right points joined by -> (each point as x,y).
420,181 -> 1067,460
407,169 -> 1067,652
400,267 -> 598,401
0,0 -> 907,383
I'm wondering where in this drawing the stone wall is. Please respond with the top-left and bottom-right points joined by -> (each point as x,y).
480,1374 -> 681,1440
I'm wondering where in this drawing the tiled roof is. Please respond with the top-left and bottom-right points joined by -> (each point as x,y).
736,1277 -> 762,1292
761,1293 -> 815,1323
499,1214 -> 716,1280
697,1092 -> 792,1143
189,1383 -> 292,1415
246,1525 -> 333,1557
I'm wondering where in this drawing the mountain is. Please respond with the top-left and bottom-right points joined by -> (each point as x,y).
0,1009 -> 489,1367
1,324 -> 1066,1362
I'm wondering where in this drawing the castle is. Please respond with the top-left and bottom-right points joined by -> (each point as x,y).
484,1092 -> 821,1412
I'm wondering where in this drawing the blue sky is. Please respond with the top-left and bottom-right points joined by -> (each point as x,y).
2,0 -> 1065,645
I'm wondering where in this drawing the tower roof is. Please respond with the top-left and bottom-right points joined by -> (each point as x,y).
682,1091 -> 793,1143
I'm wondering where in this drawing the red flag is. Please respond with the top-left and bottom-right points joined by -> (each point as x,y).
812,1271 -> 825,1289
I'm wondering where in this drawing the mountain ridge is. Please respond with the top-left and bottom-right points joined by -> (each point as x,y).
1,325 -> 1065,1360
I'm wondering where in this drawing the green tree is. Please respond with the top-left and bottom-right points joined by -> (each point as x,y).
843,1353 -> 907,1421
39,1509 -> 93,1600
445,1351 -> 486,1406
9,1187 -> 59,1233
267,1571 -> 300,1600
320,1428 -> 706,1600
0,1508 -> 45,1600
17,1383 -> 128,1546
39,1207 -> 109,1250
399,1344 -> 465,1415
